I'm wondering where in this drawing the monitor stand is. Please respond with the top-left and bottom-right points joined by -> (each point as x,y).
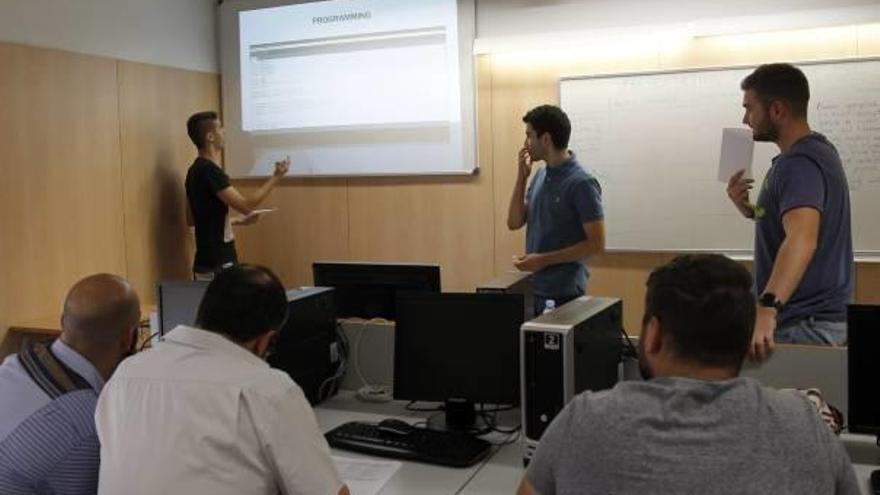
426,398 -> 489,433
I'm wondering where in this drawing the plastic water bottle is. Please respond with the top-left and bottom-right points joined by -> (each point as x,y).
542,299 -> 556,315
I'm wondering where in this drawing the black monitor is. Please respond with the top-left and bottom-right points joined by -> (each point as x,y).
393,292 -> 524,430
848,304 -> 880,437
312,261 -> 440,320
157,281 -> 209,336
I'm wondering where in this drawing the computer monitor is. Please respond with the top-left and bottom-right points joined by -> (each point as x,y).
476,271 -> 534,322
312,261 -> 440,320
393,292 -> 524,430
157,281 -> 209,336
847,304 -> 880,437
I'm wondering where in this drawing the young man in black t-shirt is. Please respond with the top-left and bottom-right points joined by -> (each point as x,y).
185,111 -> 289,279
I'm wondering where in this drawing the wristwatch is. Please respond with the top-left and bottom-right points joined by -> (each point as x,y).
759,292 -> 784,312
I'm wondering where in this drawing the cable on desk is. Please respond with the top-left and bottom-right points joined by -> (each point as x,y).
315,321 -> 350,403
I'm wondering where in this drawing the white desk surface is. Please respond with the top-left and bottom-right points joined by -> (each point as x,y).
315,392 -> 878,495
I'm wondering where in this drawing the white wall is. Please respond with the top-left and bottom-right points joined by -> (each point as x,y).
0,0 -> 218,72
476,0 -> 880,38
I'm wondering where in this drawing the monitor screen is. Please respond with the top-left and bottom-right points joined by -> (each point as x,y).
157,281 -> 209,336
312,261 -> 440,320
848,304 -> 880,435
393,292 -> 524,407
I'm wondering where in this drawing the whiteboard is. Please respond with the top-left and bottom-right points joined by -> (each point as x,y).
560,59 -> 880,256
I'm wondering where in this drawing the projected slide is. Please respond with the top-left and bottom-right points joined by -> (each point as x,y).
222,0 -> 475,177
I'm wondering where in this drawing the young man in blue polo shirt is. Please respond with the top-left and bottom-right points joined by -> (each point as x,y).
507,105 -> 606,316
726,64 -> 853,360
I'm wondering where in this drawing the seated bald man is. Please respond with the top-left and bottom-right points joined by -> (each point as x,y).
0,274 -> 140,495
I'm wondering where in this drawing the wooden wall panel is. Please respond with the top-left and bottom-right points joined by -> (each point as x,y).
0,43 -> 126,352
343,58 -> 497,292
117,61 -> 220,303
346,174 -> 495,292
232,178 -> 350,288
855,263 -> 880,305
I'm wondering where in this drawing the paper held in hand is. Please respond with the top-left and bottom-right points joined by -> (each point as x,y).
718,128 -> 754,182
241,208 -> 277,222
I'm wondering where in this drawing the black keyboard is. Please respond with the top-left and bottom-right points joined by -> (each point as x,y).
325,421 -> 492,468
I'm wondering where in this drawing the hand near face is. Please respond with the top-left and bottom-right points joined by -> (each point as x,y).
518,147 -> 533,180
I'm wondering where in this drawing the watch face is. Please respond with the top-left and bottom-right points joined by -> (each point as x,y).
760,293 -> 782,310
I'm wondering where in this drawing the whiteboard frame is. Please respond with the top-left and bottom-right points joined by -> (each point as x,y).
559,56 -> 880,259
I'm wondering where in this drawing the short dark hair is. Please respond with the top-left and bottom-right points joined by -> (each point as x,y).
740,63 -> 810,118
643,254 -> 755,369
522,105 -> 571,150
195,264 -> 288,343
186,111 -> 218,149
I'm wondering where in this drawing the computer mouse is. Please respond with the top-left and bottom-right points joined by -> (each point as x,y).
377,418 -> 415,436
871,469 -> 880,495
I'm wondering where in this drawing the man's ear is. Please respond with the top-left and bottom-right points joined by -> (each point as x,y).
769,99 -> 787,121
643,316 -> 664,356
254,330 -> 277,358
124,325 -> 138,353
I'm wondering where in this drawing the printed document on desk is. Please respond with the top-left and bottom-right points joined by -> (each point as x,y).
333,455 -> 402,495
718,128 -> 754,182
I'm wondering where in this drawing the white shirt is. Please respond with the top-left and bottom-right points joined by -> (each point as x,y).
96,325 -> 343,495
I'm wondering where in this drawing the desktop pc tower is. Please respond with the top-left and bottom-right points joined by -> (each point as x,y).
267,286 -> 341,405
521,296 -> 623,465
476,271 -> 534,322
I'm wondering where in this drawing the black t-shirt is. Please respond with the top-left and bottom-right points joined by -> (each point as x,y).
185,157 -> 237,272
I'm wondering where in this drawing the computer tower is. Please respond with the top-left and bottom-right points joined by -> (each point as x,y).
476,271 -> 534,322
267,287 -> 340,405
521,296 -> 623,465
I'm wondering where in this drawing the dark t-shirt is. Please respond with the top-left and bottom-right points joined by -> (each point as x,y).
526,154 -> 604,298
754,133 -> 854,327
185,157 -> 237,272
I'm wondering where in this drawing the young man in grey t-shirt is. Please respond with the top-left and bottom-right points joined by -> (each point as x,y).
517,254 -> 859,495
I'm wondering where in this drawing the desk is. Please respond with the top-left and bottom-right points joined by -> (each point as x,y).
316,392 -> 879,495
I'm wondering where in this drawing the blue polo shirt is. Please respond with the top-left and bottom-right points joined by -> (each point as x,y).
526,153 -> 604,298
754,132 -> 854,327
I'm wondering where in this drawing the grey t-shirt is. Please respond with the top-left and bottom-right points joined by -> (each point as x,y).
526,376 -> 859,495
754,132 -> 853,327
526,153 -> 604,298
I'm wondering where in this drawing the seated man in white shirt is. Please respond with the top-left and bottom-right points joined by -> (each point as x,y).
96,264 -> 349,495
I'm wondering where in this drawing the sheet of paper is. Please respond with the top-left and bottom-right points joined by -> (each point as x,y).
241,207 -> 276,221
718,128 -> 754,182
332,456 -> 402,495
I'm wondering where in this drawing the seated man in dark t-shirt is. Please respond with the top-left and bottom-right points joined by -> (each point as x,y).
185,111 -> 289,279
